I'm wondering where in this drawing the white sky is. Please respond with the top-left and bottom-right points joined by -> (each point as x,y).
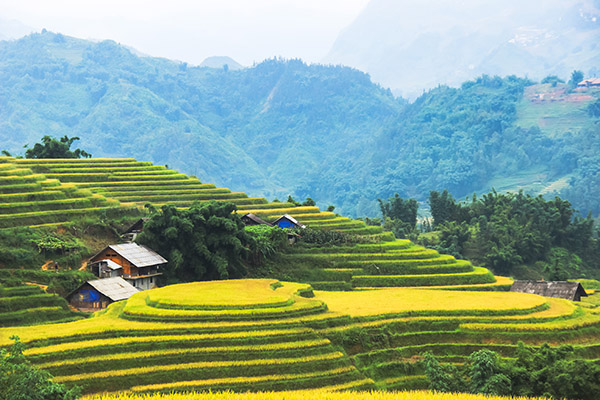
0,0 -> 370,65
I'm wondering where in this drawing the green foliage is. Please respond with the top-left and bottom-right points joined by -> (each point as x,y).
378,194 -> 418,238
541,75 -> 565,87
24,135 -> 91,159
0,336 -> 81,400
422,189 -> 600,278
423,344 -> 600,399
588,98 -> 600,117
538,247 -> 582,281
287,196 -> 301,207
293,227 -> 373,247
432,221 -> 471,259
569,70 -> 584,88
302,197 -> 316,207
468,349 -> 511,395
423,351 -> 463,393
136,201 -> 251,282
245,225 -> 288,266
429,190 -> 466,228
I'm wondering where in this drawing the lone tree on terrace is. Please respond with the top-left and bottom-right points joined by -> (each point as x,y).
25,135 -> 91,159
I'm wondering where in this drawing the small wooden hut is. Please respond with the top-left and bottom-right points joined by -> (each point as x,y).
241,213 -> 273,226
510,280 -> 588,301
272,214 -> 305,229
67,277 -> 138,310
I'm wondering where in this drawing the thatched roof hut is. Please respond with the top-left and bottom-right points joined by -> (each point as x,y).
510,280 -> 588,301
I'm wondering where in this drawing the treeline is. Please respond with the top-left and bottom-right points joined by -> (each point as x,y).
377,190 -> 599,279
424,344 -> 600,400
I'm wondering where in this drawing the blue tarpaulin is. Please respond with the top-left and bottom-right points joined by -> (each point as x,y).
81,289 -> 100,302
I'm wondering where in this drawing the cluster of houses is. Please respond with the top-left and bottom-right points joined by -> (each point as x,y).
67,213 -> 306,310
66,213 -> 588,311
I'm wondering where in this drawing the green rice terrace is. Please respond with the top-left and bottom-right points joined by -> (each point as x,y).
0,156 -> 500,291
0,279 -> 599,394
1,157 -> 598,396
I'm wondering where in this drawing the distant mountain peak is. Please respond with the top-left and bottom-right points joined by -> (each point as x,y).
199,56 -> 244,70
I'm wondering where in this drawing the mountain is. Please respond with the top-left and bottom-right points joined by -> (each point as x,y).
0,18 -> 33,41
324,0 -> 600,99
0,32 -> 598,218
200,56 -> 244,70
0,32 -> 401,214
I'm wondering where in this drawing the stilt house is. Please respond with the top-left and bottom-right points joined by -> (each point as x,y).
510,280 -> 588,301
89,243 -> 166,290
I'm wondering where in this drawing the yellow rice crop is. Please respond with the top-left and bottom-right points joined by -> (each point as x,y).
145,280 -> 307,308
130,366 -> 357,392
86,389 -> 548,400
54,352 -> 345,383
314,288 -> 547,317
37,339 -> 331,369
25,328 -> 313,357
0,301 -> 339,346
123,294 -> 323,319
461,307 -> 600,332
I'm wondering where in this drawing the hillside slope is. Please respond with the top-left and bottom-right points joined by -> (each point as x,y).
1,32 -> 598,217
324,0 -> 600,98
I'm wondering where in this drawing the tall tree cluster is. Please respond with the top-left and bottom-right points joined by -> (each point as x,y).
136,201 -> 251,283
428,190 -> 599,277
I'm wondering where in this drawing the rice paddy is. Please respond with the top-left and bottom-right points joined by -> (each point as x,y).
0,156 -> 594,396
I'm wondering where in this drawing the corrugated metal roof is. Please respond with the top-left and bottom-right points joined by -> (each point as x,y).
87,277 -> 139,302
510,280 -> 587,301
96,259 -> 123,270
109,243 -> 167,268
242,213 -> 273,226
273,214 -> 306,228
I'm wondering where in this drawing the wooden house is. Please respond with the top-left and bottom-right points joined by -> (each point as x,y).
510,280 -> 588,301
67,277 -> 138,310
577,78 -> 600,88
89,243 -> 166,290
272,214 -> 305,229
241,213 -> 273,226
121,217 -> 149,242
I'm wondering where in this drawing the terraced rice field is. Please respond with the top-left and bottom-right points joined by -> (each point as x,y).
87,390 -> 549,400
0,157 -> 499,291
284,240 -> 501,290
1,279 -> 597,395
0,280 -> 370,394
0,284 -> 84,326
0,158 -> 127,227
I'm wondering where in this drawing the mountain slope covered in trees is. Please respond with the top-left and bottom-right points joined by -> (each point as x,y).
0,31 -> 598,217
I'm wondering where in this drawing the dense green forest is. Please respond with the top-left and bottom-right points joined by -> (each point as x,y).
378,189 -> 600,279
1,31 -> 598,217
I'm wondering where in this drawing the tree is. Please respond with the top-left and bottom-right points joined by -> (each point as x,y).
429,190 -> 465,227
378,194 -> 418,238
0,336 -> 80,400
541,75 -> 564,87
136,201 -> 251,282
568,70 -> 584,89
25,135 -> 91,159
423,352 -> 462,393
302,197 -> 316,206
468,349 -> 511,395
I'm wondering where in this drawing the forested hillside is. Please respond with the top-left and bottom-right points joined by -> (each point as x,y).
1,31 -> 598,217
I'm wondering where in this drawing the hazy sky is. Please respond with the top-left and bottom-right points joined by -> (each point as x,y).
0,0 -> 370,65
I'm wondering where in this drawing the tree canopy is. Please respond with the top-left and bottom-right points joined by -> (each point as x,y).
136,201 -> 251,283
0,336 -> 80,400
24,135 -> 91,159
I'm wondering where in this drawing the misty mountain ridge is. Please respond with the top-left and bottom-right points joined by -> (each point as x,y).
0,31 -> 598,218
325,0 -> 600,99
